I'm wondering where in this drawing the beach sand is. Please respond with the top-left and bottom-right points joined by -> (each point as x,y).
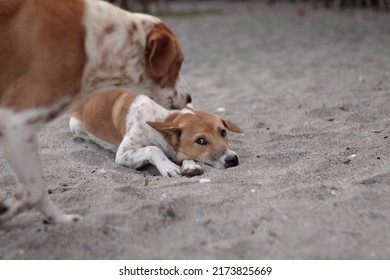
1,1 -> 390,259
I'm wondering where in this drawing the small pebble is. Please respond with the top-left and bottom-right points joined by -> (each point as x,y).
200,178 -> 211,183
216,107 -> 226,113
96,168 -> 107,175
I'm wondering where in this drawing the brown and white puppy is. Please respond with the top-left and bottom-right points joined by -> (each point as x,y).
70,89 -> 243,177
0,0 -> 190,225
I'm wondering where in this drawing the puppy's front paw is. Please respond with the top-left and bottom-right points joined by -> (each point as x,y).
157,162 -> 181,177
43,213 -> 82,225
181,160 -> 204,177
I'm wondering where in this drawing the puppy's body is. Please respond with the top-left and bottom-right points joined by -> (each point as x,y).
71,89 -> 181,176
0,0 -> 189,224
70,89 -> 243,177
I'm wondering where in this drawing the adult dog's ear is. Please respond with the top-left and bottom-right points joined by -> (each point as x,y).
147,121 -> 182,146
221,118 -> 244,133
146,23 -> 177,78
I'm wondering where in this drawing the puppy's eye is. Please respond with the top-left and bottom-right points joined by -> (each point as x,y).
220,129 -> 226,137
195,138 -> 207,146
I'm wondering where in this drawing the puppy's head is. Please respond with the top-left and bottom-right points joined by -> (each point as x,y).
147,110 -> 243,169
139,17 -> 190,109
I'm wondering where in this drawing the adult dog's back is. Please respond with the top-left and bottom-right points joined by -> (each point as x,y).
0,0 -> 190,225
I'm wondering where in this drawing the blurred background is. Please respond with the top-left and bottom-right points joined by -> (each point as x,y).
105,0 -> 390,13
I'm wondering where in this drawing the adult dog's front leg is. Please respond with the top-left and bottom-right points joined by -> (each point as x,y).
0,111 -> 80,224
116,145 -> 180,177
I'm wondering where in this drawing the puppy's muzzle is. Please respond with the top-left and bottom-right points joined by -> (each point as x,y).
213,150 -> 240,169
224,153 -> 239,168
186,94 -> 192,104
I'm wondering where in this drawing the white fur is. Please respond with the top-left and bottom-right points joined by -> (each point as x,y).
212,149 -> 239,169
70,94 -> 242,177
81,0 -> 189,109
0,0 -> 189,225
116,96 -> 179,176
71,95 -> 183,177
181,159 -> 204,177
0,99 -> 81,224
82,0 -> 148,92
70,117 -> 118,153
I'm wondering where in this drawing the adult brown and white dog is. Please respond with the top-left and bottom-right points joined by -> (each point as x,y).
70,89 -> 243,177
0,0 -> 190,225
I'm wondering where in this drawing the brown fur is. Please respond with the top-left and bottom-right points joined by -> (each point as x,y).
0,0 -> 185,113
0,0 -> 86,112
0,0 -> 189,224
146,23 -> 184,88
71,89 -> 242,177
73,89 -> 136,146
149,112 -> 243,164
73,89 -> 243,167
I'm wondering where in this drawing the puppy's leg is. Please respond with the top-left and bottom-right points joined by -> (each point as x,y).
180,160 -> 204,177
0,112 -> 80,224
116,143 -> 180,177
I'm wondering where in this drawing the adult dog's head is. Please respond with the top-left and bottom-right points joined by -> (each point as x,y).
143,21 -> 191,109
83,5 -> 191,110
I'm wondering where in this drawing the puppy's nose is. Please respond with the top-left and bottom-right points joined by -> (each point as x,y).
186,94 -> 192,104
225,154 -> 239,168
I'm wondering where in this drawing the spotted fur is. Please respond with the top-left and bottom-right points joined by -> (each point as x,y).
0,0 -> 190,225
70,89 -> 243,177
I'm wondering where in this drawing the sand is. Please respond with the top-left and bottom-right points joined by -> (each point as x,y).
1,1 -> 390,259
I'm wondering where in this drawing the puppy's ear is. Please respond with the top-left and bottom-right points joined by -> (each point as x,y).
221,118 -> 244,133
146,24 -> 177,78
147,121 -> 182,146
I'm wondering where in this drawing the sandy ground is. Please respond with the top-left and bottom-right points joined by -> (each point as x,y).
1,1 -> 390,259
